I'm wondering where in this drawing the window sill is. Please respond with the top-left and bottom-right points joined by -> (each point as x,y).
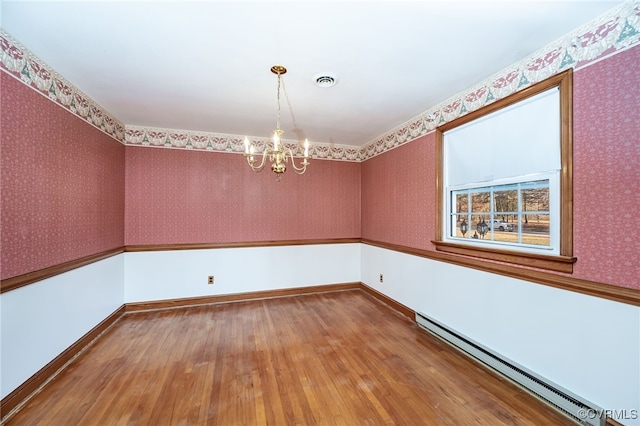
432,240 -> 576,273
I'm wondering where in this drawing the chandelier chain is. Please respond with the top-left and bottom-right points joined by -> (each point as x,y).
276,72 -> 281,132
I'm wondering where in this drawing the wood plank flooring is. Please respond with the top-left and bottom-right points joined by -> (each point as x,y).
5,289 -> 575,425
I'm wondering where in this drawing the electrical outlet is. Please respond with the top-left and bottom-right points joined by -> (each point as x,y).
207,275 -> 214,285
379,273 -> 383,283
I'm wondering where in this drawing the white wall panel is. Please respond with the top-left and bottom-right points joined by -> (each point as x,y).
124,243 -> 361,303
361,244 -> 640,425
4,243 -> 638,425
0,254 -> 125,399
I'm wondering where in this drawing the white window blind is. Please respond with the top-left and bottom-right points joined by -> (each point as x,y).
444,88 -> 560,187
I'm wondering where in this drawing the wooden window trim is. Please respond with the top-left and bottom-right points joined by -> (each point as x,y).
434,70 -> 575,273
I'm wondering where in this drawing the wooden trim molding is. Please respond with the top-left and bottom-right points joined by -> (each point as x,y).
432,240 -> 576,273
0,239 -> 360,294
0,247 -> 124,294
0,305 -> 126,422
607,416 -> 624,426
3,238 -> 636,307
558,70 -> 574,258
124,238 -> 361,252
359,283 -> 415,321
126,282 -> 418,323
125,282 -> 362,313
606,417 -> 625,426
362,239 -> 640,307
125,280 -> 417,323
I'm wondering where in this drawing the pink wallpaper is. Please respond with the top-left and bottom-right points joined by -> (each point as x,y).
124,147 -> 361,245
3,42 -> 637,290
361,135 -> 436,250
361,45 -> 640,290
1,73 -> 125,280
572,45 -> 640,289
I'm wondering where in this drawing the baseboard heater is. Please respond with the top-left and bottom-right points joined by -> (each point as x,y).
415,312 -> 605,426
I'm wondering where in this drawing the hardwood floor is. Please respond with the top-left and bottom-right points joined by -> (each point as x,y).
5,289 -> 575,425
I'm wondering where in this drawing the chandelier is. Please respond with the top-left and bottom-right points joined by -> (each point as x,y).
243,65 -> 310,180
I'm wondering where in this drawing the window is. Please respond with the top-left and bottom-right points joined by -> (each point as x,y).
451,177 -> 555,252
434,70 -> 576,273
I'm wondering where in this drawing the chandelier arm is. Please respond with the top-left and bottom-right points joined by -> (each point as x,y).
292,166 -> 307,175
246,158 -> 266,172
245,148 -> 270,172
285,148 -> 309,174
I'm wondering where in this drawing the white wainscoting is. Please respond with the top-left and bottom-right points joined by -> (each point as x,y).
4,242 -> 638,424
124,243 -> 362,303
360,243 -> 640,425
0,254 -> 125,399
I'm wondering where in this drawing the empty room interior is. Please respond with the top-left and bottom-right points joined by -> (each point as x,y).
1,1 -> 639,425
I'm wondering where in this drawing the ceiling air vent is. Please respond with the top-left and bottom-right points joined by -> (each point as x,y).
313,73 -> 338,88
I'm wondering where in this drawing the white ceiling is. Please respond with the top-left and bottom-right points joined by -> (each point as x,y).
0,0 -> 624,146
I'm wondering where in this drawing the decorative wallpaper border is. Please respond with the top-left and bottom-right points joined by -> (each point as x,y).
1,0 -> 638,161
124,125 -> 362,162
360,0 -> 640,160
0,31 -> 125,141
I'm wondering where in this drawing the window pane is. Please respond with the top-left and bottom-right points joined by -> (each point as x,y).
456,193 -> 468,213
453,215 -> 471,238
522,213 -> 550,246
471,214 -> 490,239
494,187 -> 517,213
471,191 -> 490,213
492,214 -> 518,243
522,181 -> 549,212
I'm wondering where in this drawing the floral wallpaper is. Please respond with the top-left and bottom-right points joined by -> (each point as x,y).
361,135 -> 436,251
125,147 -> 361,245
572,44 -> 640,289
0,73 -> 125,280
